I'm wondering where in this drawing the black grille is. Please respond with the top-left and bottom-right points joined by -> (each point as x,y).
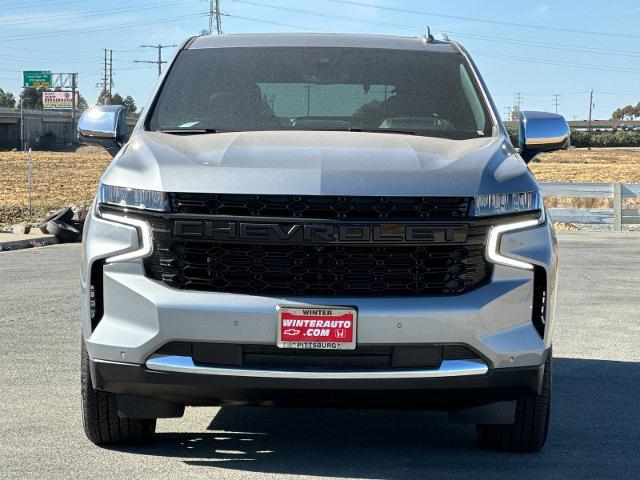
170,193 -> 470,220
139,193 -> 492,297
147,239 -> 489,296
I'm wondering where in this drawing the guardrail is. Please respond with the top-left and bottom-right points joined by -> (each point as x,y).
540,182 -> 640,230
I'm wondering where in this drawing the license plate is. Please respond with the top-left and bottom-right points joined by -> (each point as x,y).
277,306 -> 357,350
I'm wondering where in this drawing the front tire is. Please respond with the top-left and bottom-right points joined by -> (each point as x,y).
81,342 -> 156,445
477,354 -> 552,452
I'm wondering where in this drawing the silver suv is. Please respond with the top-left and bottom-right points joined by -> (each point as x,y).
78,33 -> 569,452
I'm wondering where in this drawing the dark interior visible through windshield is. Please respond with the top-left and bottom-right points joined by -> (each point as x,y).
147,47 -> 494,139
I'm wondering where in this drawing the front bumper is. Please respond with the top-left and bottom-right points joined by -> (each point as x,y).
91,355 -> 547,409
81,209 -> 557,404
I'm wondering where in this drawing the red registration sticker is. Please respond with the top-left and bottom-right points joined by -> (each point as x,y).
277,306 -> 357,350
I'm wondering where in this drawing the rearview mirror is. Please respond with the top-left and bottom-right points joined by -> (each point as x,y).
518,111 -> 570,163
78,105 -> 127,157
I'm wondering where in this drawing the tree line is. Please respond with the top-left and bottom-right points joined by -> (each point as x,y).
611,103 -> 640,121
0,86 -> 136,114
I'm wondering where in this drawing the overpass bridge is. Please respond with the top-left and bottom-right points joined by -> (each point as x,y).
2,108 -> 638,150
0,107 -> 138,150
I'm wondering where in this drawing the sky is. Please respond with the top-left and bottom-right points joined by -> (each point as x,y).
1,0 -> 639,121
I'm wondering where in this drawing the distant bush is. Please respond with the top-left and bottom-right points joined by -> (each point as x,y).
504,125 -> 640,149
570,130 -> 640,148
505,125 -> 519,148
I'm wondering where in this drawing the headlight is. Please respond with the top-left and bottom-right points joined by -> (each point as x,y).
97,183 -> 169,212
95,184 -> 165,263
476,192 -> 545,270
485,219 -> 541,270
471,191 -> 542,218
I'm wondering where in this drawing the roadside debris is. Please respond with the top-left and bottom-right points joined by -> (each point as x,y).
37,207 -> 83,243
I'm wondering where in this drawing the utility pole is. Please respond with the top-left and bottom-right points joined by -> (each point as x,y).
503,106 -> 512,121
96,49 -> 112,103
20,86 -> 25,151
209,0 -> 223,34
552,94 -> 560,114
102,48 -> 108,94
135,44 -> 177,77
71,73 -> 78,139
588,90 -> 594,134
108,50 -> 113,98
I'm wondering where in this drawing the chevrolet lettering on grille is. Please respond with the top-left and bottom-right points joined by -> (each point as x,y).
171,220 -> 469,244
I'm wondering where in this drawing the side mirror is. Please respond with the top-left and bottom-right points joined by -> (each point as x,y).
78,105 -> 127,157
518,111 -> 570,163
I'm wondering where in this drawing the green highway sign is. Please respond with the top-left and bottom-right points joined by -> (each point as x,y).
23,70 -> 52,87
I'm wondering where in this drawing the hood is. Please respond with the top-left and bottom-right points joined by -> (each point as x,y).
101,130 -> 538,196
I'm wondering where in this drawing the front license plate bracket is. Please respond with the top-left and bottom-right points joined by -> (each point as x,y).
277,306 -> 357,350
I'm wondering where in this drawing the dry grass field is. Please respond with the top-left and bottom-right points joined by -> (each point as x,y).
0,146 -> 111,227
533,149 -> 640,183
1,146 -> 639,227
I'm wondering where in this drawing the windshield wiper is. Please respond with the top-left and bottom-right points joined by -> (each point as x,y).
295,127 -> 417,135
157,128 -> 230,135
348,128 -> 416,135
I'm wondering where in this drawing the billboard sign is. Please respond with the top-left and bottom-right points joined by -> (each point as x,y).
23,70 -> 52,87
42,91 -> 74,110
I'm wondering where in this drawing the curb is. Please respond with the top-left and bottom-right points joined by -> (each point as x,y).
0,235 -> 60,252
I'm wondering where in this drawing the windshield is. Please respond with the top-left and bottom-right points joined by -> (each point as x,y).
147,47 -> 494,140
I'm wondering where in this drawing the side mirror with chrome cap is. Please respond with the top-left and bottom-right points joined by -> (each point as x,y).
518,111 -> 570,163
77,105 -> 127,158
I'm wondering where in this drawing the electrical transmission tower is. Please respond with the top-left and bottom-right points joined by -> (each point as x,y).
552,94 -> 560,114
96,49 -> 113,102
209,0 -> 223,34
134,44 -> 177,77
108,49 -> 113,97
515,92 -> 523,111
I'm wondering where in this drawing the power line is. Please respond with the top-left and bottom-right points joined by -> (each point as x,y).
0,45 -> 100,55
0,12 -> 206,43
473,52 -> 640,75
224,13 -> 314,31
325,0 -> 640,40
230,0 -> 640,61
493,91 -> 590,97
0,0 -> 201,28
595,91 -> 640,96
446,30 -> 640,59
134,44 -> 178,77
1,0 -> 85,10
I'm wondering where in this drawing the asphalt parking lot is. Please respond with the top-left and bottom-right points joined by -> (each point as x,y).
1,232 -> 639,480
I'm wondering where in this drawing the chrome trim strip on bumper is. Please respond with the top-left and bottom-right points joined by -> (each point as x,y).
144,354 -> 489,380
